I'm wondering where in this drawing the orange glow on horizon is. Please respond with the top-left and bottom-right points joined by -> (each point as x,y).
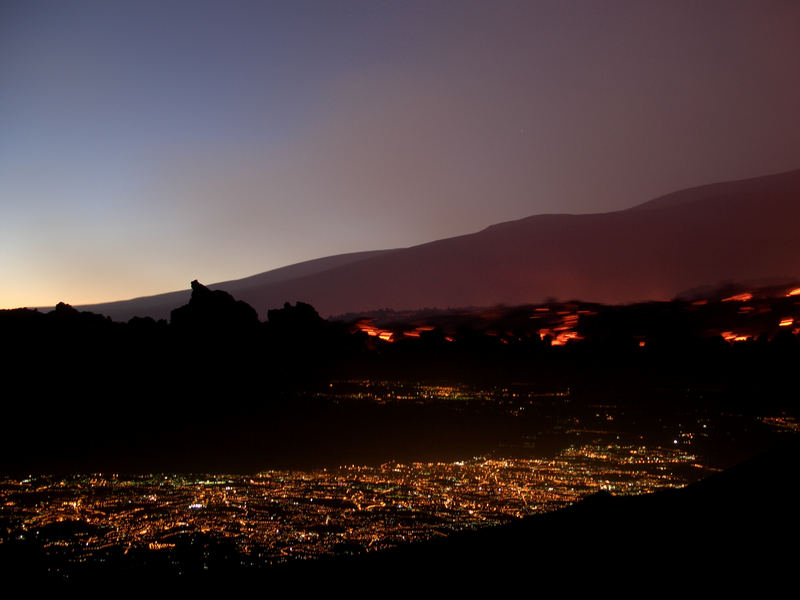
778,318 -> 794,327
787,288 -> 800,297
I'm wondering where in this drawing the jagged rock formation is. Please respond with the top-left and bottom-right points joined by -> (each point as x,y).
170,280 -> 259,332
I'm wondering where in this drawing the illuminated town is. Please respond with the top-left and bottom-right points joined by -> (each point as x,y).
310,379 -> 570,406
4,373 -> 798,580
0,442 -> 710,576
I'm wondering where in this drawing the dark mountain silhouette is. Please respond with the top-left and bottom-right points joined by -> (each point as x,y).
77,168 -> 800,320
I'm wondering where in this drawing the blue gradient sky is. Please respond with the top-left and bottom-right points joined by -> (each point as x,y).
3,0 -> 800,308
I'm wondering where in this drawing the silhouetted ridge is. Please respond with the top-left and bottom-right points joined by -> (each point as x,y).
73,249 -> 393,321
54,301 -> 78,315
71,168 -> 800,319
2,281 -> 799,475
170,280 -> 259,332
267,301 -> 324,333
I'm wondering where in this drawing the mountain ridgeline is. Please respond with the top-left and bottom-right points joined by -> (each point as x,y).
75,168 -> 800,321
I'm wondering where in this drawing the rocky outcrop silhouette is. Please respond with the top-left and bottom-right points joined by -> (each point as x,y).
267,301 -> 325,335
170,280 -> 259,333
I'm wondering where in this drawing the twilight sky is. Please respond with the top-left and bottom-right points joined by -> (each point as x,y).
2,0 -> 800,308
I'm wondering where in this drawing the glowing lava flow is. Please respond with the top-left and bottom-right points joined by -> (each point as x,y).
722,292 -> 753,302
538,312 -> 582,346
721,331 -> 751,343
355,320 -> 394,342
402,326 -> 435,338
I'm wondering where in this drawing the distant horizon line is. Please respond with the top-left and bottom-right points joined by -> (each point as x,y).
6,165 -> 800,311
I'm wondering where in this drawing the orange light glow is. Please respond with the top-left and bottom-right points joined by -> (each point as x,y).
788,288 -> 800,297
721,331 -> 751,343
355,320 -> 394,342
722,292 -> 753,302
691,299 -> 708,306
638,341 -> 646,348
148,542 -> 176,550
538,312 -> 583,345
402,326 -> 435,338
540,329 -> 581,346
551,331 -> 580,346
779,318 -> 794,327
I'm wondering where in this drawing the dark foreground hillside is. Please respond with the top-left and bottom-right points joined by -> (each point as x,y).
2,279 -> 800,474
